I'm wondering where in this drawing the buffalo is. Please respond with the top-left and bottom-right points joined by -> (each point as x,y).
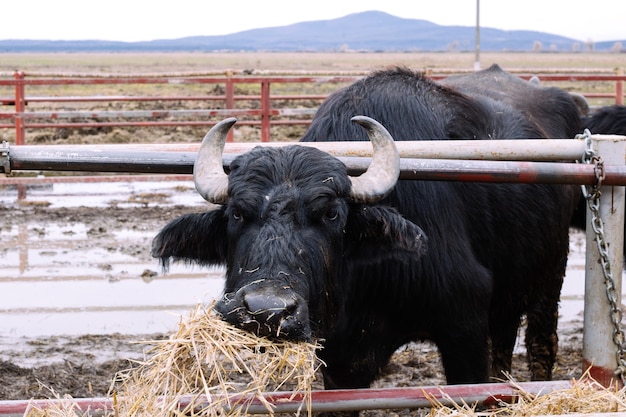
583,104 -> 626,136
152,65 -> 582,398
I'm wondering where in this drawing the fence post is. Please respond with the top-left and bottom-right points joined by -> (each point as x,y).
225,72 -> 235,142
260,80 -> 271,142
582,134 -> 626,387
13,71 -> 26,145
616,68 -> 624,105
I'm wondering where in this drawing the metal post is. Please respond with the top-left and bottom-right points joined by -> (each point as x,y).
474,0 -> 480,71
225,72 -> 235,142
616,67 -> 624,105
583,135 -> 626,386
13,71 -> 26,145
260,80 -> 271,142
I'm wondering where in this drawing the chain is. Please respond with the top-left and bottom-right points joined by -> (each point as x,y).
0,141 -> 10,175
578,129 -> 626,383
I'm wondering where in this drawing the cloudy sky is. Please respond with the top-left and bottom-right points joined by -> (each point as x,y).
1,0 -> 623,43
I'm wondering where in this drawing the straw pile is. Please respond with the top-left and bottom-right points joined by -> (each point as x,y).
24,388 -> 82,417
22,304 -> 626,416
111,303 -> 323,416
428,371 -> 626,417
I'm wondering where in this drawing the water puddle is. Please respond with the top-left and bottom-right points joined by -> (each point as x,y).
1,180 -> 224,337
0,180 -> 623,342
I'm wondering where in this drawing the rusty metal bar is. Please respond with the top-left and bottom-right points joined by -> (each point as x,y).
3,141 -> 626,185
13,71 -> 25,145
0,380 -> 572,416
0,94 -> 325,103
0,120 -> 259,129
225,75 -> 235,142
517,74 -> 626,83
0,74 -> 361,86
261,80 -> 271,142
2,109 -> 262,119
396,157 -> 626,185
0,108 -> 316,120
0,174 -> 191,185
616,68 -> 624,105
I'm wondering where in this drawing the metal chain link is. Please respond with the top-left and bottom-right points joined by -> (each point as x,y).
578,129 -> 626,383
0,141 -> 10,175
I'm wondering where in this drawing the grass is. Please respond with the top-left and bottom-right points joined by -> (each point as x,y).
1,51 -> 624,74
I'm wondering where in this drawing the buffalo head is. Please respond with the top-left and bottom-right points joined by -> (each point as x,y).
152,117 -> 427,341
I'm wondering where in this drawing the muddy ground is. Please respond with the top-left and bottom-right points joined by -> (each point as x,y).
0,203 -> 586,415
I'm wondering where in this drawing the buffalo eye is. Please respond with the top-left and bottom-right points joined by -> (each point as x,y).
230,207 -> 242,221
325,207 -> 339,221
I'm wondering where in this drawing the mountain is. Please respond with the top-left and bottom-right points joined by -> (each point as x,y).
0,11 -> 623,53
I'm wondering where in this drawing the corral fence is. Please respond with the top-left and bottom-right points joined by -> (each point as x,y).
0,68 -> 624,145
1,133 -> 626,415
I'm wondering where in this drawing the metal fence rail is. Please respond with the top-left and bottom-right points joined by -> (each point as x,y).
1,69 -> 624,144
0,380 -> 573,416
2,139 -> 626,185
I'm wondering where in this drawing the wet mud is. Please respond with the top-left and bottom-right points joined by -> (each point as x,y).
0,183 -> 589,416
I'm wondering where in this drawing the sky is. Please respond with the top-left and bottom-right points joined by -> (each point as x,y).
1,0 -> 624,43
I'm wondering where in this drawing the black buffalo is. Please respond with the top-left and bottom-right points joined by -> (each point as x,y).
152,65 -> 582,395
583,104 -> 626,136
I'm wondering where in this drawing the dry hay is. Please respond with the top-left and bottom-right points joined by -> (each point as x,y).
504,372 -> 626,416
24,391 -> 82,417
21,304 -> 626,416
428,371 -> 626,417
110,303 -> 323,416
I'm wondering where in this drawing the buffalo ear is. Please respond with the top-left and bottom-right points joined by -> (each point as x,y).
151,208 -> 228,270
344,205 -> 427,262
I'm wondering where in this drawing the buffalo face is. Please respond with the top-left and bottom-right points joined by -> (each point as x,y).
152,117 -> 427,342
213,143 -> 353,341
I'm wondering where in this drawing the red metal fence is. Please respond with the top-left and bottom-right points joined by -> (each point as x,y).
0,69 -> 624,145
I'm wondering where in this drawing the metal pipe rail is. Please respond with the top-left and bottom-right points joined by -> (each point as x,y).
0,380 -> 572,417
3,138 -> 626,185
0,137 -> 591,160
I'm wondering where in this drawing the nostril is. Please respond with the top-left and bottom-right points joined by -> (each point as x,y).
243,292 -> 294,316
283,300 -> 297,316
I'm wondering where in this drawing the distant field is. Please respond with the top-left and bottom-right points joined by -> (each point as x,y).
0,51 -> 624,74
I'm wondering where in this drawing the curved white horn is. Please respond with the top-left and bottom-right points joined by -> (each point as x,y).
349,116 -> 400,203
193,117 -> 237,204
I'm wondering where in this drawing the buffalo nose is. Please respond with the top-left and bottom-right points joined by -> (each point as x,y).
242,292 -> 298,336
244,292 -> 297,317
216,285 -> 312,341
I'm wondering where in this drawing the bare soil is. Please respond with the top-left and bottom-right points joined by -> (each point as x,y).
0,204 -> 585,413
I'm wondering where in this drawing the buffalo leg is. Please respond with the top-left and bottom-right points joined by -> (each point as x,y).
436,327 -> 490,384
525,275 -> 563,380
320,341 -> 400,390
488,312 -> 521,380
525,309 -> 559,380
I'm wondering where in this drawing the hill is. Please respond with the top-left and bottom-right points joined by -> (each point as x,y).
0,11 -> 623,53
